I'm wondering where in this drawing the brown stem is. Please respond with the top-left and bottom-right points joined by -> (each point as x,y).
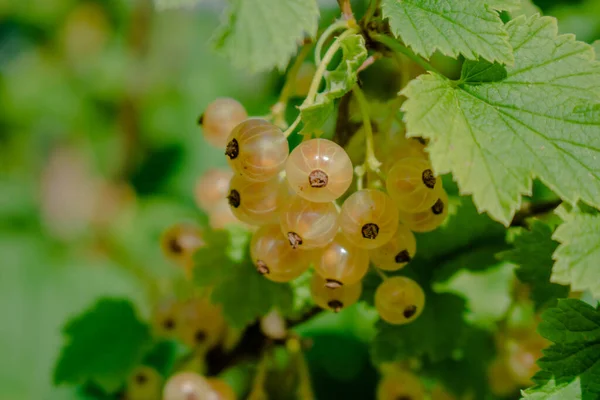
510,199 -> 562,227
337,0 -> 354,20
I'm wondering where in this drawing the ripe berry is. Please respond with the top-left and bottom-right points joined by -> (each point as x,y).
376,369 -> 425,400
160,223 -> 204,272
195,168 -> 233,212
225,119 -> 288,182
279,195 -> 339,250
200,98 -> 248,148
126,366 -> 162,400
285,138 -> 353,202
176,297 -> 226,350
505,334 -> 547,386
227,175 -> 280,225
151,298 -> 181,337
375,276 -> 425,325
209,200 -> 243,230
313,233 -> 369,288
380,137 -> 428,172
386,157 -> 442,212
369,223 -> 416,271
250,224 -> 311,282
339,189 -> 399,249
311,273 -> 362,312
163,371 -> 214,400
206,378 -> 236,400
260,309 -> 287,339
397,190 -> 449,232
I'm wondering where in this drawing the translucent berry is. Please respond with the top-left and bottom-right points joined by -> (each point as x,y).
279,195 -> 339,250
250,224 -> 311,282
160,223 -> 204,272
195,168 -> 233,212
386,157 -> 442,212
375,276 -> 425,325
505,334 -> 547,386
260,309 -> 287,340
200,98 -> 247,148
397,190 -> 449,233
376,369 -> 425,400
225,119 -> 288,182
339,189 -> 399,250
206,378 -> 237,400
227,175 -> 280,225
126,366 -> 162,400
369,224 -> 416,271
313,233 -> 369,288
177,297 -> 226,350
163,371 -> 214,400
311,273 -> 362,312
285,138 -> 353,202
151,298 -> 181,337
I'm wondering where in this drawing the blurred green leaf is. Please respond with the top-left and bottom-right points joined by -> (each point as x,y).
213,0 -> 319,72
53,299 -> 151,393
499,221 -> 569,310
461,59 -> 508,84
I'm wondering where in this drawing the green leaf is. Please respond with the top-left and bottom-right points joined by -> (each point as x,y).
486,0 -> 520,11
510,0 -> 542,18
299,34 -> 367,135
499,221 -> 569,309
402,15 -> 600,225
212,260 -> 294,329
522,299 -> 600,399
551,211 -> 600,299
381,0 -> 514,64
212,0 -> 319,72
153,0 -> 204,10
371,292 -> 467,364
53,299 -> 151,393
594,40 -> 600,60
461,59 -> 508,84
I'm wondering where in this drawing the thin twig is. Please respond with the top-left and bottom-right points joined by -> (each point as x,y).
371,33 -> 441,75
337,0 -> 354,20
510,199 -> 562,227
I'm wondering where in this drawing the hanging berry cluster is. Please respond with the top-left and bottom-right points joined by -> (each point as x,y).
195,95 -> 450,326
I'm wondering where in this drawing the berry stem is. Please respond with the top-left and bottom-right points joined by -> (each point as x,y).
363,0 -> 381,25
314,20 -> 349,66
370,33 -> 441,76
352,84 -> 382,173
337,0 -> 354,20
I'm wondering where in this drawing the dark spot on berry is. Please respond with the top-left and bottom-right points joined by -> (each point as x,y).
403,305 -> 417,319
432,198 -> 444,215
135,372 -> 147,385
414,137 -> 426,145
422,169 -> 436,189
395,250 -> 411,264
325,279 -> 343,289
168,238 -> 183,254
194,330 -> 207,343
225,138 -> 239,159
256,260 -> 269,275
197,114 -> 204,126
227,189 -> 241,208
308,169 -> 328,188
361,223 -> 379,239
287,232 -> 303,249
327,300 -> 344,312
162,318 -> 175,330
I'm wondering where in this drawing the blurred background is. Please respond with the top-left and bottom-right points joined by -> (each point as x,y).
0,0 -> 599,399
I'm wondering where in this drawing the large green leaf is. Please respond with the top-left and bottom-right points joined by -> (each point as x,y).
54,299 -> 151,393
522,299 -> 600,399
212,0 -> 319,72
381,0 -> 514,64
402,15 -> 600,225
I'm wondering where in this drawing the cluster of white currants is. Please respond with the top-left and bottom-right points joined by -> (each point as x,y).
197,98 -> 450,325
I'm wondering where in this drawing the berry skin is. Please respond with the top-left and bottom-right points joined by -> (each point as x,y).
369,224 -> 416,271
227,175 -> 280,225
375,276 -> 425,325
379,137 -> 428,172
313,233 -> 370,288
260,309 -> 287,340
206,378 -> 237,400
311,273 -> 362,312
397,190 -> 449,233
250,224 -> 311,282
151,298 -> 181,338
163,371 -> 214,400
209,200 -> 243,230
285,138 -> 353,202
225,119 -> 288,182
176,297 -> 226,350
200,98 -> 248,148
386,157 -> 442,212
376,369 -> 425,400
160,223 -> 204,272
505,333 -> 547,386
279,195 -> 339,250
339,189 -> 399,250
195,168 -> 233,212
126,366 -> 162,400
